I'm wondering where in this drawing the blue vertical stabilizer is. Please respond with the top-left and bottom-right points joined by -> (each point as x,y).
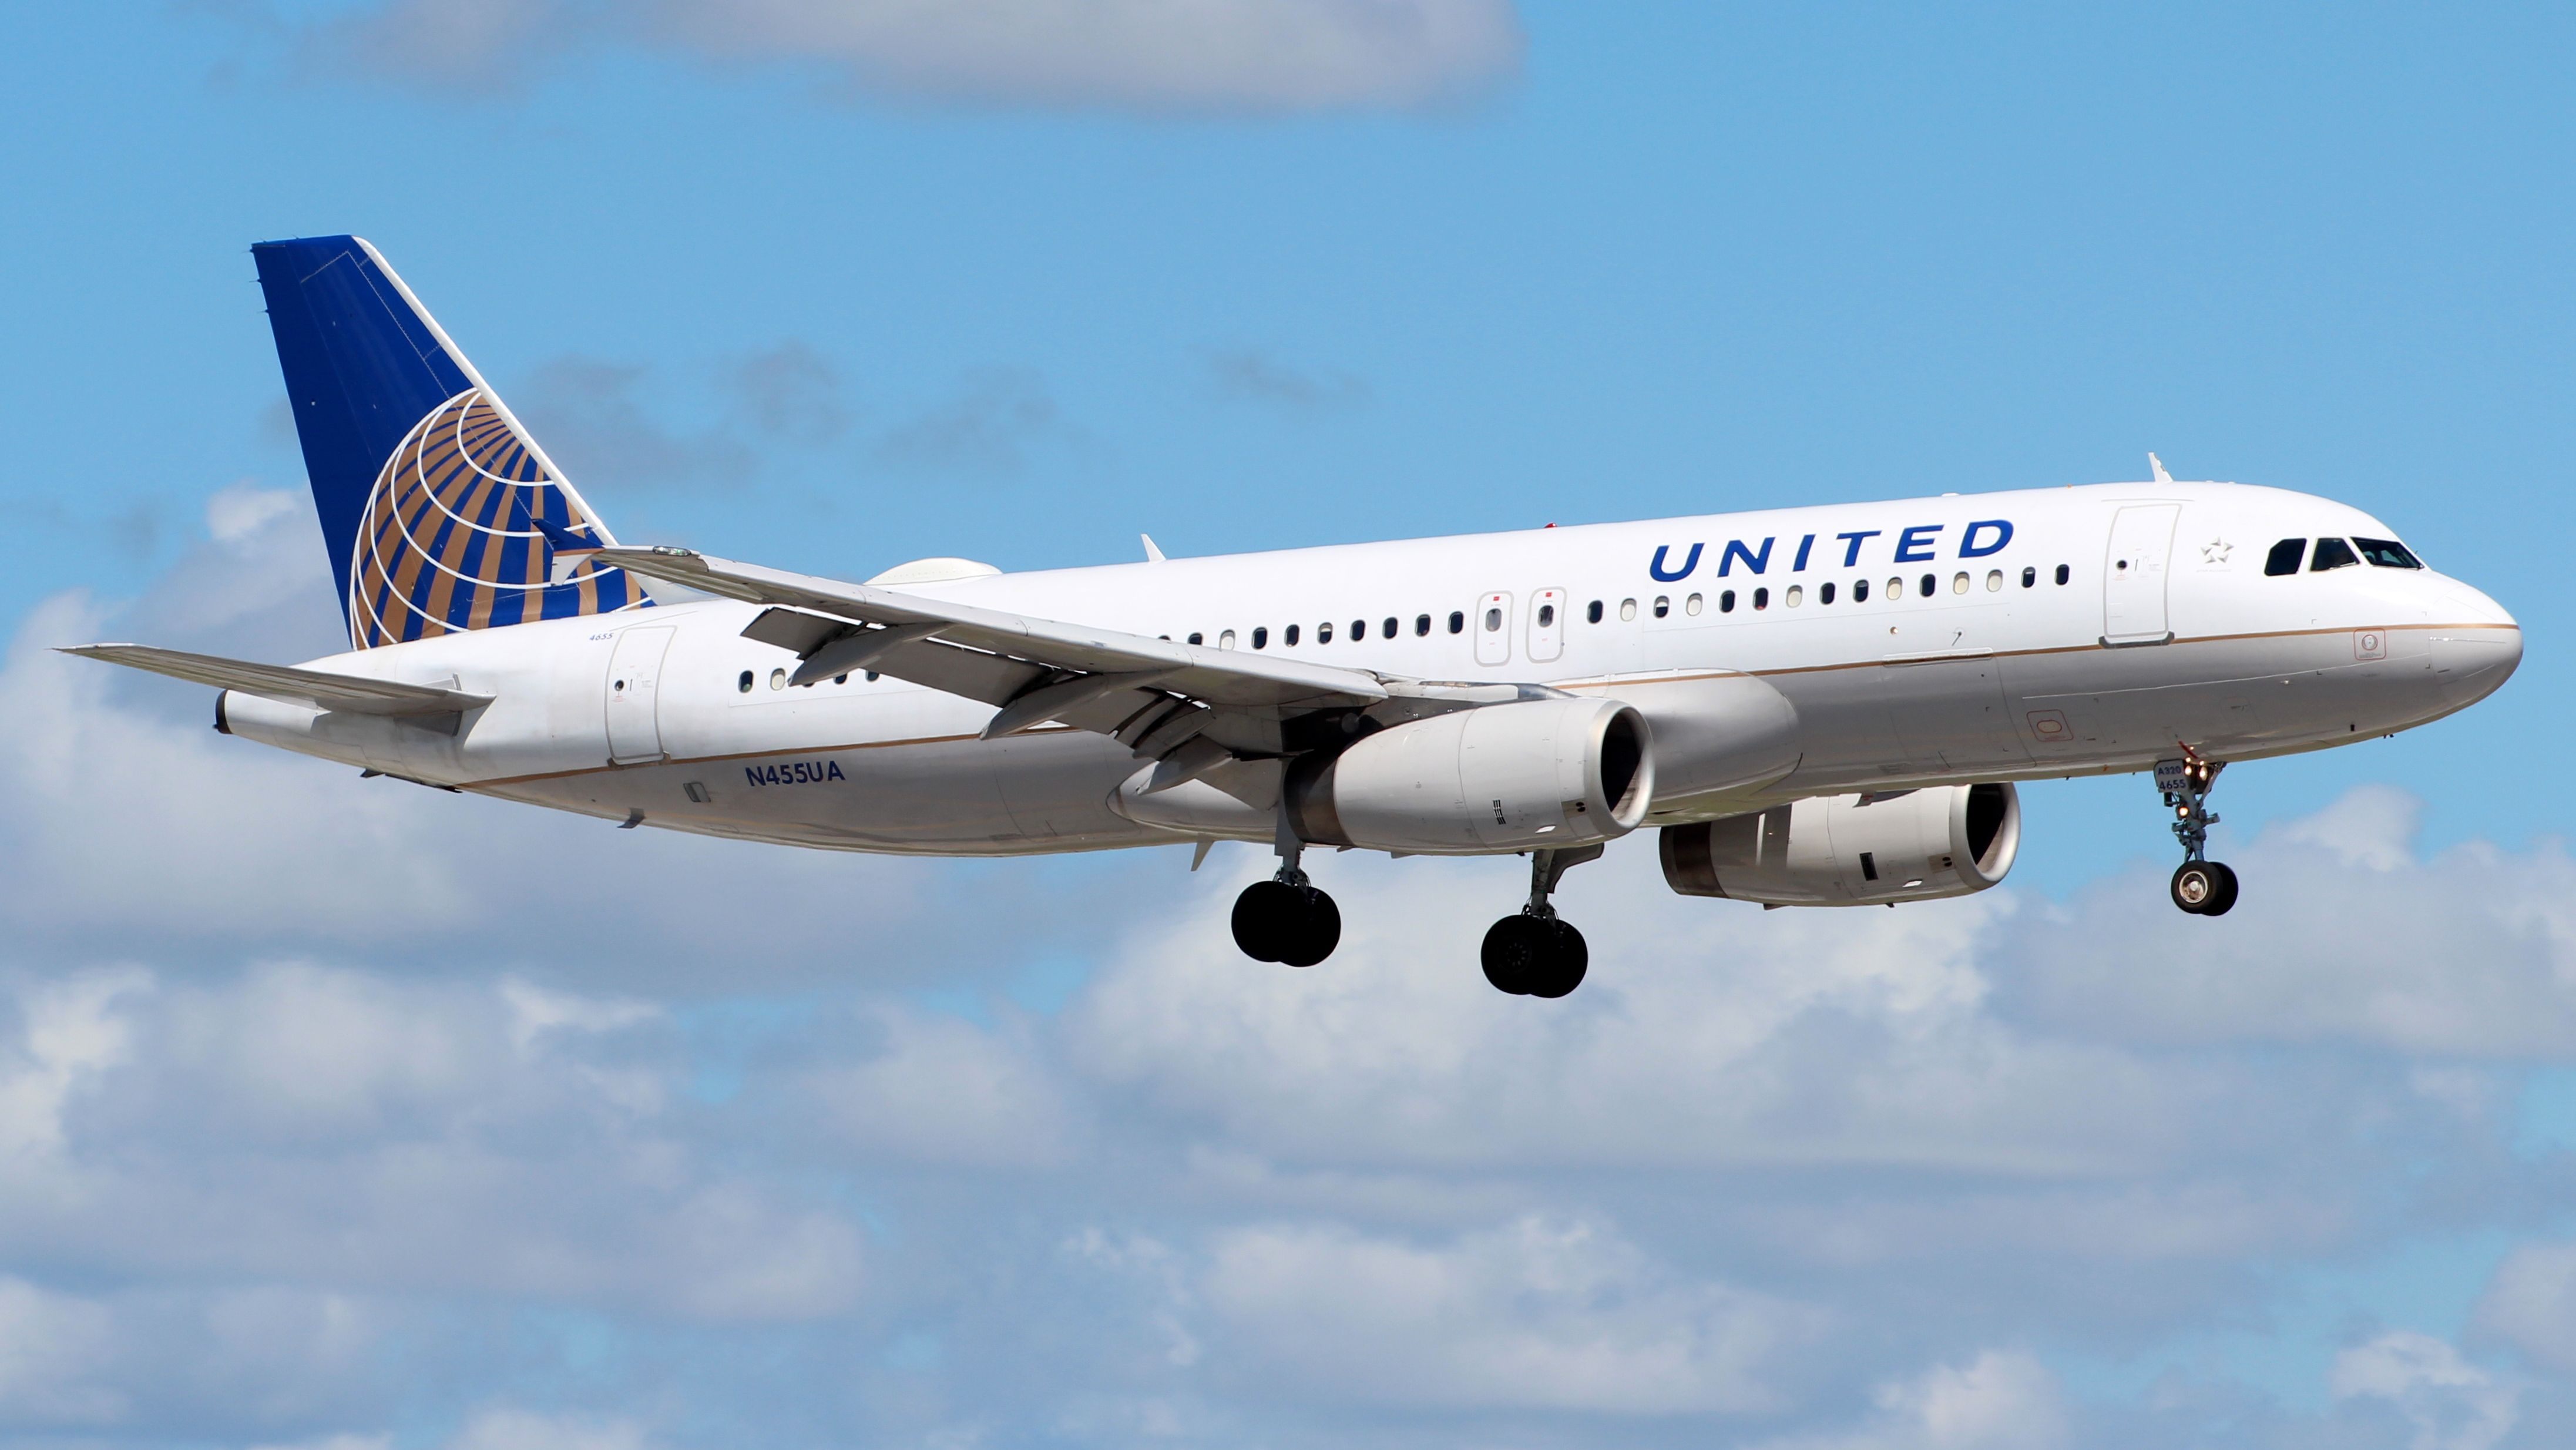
252,236 -> 642,649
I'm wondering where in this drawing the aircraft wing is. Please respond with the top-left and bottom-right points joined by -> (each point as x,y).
595,546 -> 1393,776
60,643 -> 493,717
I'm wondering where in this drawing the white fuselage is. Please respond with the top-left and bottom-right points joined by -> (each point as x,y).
220,481 -> 2521,856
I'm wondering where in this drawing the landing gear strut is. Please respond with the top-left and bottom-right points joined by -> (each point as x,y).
1231,804 -> 1341,967
2159,754 -> 2239,917
1482,845 -> 1601,998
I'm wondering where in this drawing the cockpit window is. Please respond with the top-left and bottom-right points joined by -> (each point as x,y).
2264,539 -> 2306,576
2310,537 -> 2360,572
2353,537 -> 2424,569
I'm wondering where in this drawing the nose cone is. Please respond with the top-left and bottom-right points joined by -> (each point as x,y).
2430,578 -> 2521,706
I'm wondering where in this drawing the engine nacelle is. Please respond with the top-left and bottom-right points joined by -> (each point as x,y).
1287,697 -> 1655,854
1658,783 -> 2020,906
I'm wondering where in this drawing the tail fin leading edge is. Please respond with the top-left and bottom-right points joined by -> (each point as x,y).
253,236 -> 646,649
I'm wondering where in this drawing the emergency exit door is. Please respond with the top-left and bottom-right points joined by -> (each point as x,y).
1474,593 -> 1512,666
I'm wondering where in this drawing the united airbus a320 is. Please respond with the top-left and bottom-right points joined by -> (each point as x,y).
71,237 -> 2524,998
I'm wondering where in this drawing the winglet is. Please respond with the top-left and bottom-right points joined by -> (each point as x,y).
2149,452 -> 2174,485
1141,533 -> 1167,564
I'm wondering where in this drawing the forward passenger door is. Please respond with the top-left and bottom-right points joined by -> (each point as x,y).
2103,504 -> 2181,645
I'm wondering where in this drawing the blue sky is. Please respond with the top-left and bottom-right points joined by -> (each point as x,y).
2,4 -> 2573,1448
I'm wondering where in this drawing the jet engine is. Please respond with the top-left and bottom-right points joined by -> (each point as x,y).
1285,696 -> 1655,854
1658,783 -> 2020,907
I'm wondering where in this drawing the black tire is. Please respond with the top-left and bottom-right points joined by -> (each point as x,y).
2170,861 -> 2219,914
1482,915 -> 1551,995
1278,887 -> 1342,968
2199,861 -> 2239,917
1232,880 -> 1298,961
1524,919 -> 1589,999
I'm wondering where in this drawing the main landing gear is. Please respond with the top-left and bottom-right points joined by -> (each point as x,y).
1231,811 -> 1341,967
2159,754 -> 2239,917
1482,845 -> 1601,999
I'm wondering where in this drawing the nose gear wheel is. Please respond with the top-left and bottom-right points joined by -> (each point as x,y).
2158,753 -> 2239,917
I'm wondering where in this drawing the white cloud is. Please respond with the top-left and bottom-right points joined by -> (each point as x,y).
3,592 -> 474,938
2005,788 -> 2576,1059
1754,1350 -> 2070,1450
1069,858 -> 2187,1178
805,1003 -> 1085,1167
0,1277 -> 120,1424
0,968 -> 143,1169
2330,1331 -> 2518,1450
2476,1240 -> 2576,1374
206,483 -> 303,545
447,1407 -> 654,1450
1198,1216 -> 1819,1412
304,0 -> 1524,113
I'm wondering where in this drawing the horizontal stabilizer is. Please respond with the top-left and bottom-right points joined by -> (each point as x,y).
60,644 -> 492,717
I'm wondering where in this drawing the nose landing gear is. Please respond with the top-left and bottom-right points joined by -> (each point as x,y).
2159,754 -> 2239,916
1482,845 -> 1601,998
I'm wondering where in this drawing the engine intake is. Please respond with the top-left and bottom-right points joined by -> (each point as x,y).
1287,697 -> 1654,854
1659,782 -> 2020,906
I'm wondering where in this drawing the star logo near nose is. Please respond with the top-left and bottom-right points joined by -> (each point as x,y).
2201,538 -> 2233,564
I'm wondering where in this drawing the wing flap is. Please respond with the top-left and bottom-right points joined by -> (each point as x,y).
61,644 -> 492,717
600,547 -> 1386,713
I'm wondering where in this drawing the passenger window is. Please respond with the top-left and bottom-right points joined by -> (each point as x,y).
1188,632 -> 1204,646
1251,626 -> 1268,649
2021,566 -> 2036,588
1416,614 -> 1432,635
2310,537 -> 2360,572
737,670 -> 753,693
1382,616 -> 1398,637
1448,611 -> 1466,634
1951,572 -> 1969,595
1821,582 -> 1836,605
770,669 -> 787,690
1785,585 -> 1803,607
1318,622 -> 1333,643
1219,629 -> 1237,649
1618,599 -> 1637,622
1482,607 -> 1501,631
1684,593 -> 1702,615
1586,600 -> 1603,624
1753,587 -> 1770,610
1720,589 -> 1736,613
1285,624 -> 1300,646
1920,573 -> 1936,598
2054,564 -> 2070,585
1986,569 -> 2003,592
2354,537 -> 2423,569
1352,618 -> 1368,640
1887,576 -> 1903,599
834,673 -> 848,685
1652,596 -> 1670,618
1854,579 -> 1870,602
2265,538 -> 2306,576
1539,603 -> 1558,626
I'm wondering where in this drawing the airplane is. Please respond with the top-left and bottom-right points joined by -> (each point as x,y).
69,236 -> 2522,999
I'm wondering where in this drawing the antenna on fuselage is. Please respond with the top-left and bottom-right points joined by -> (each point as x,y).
2149,452 -> 2174,484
